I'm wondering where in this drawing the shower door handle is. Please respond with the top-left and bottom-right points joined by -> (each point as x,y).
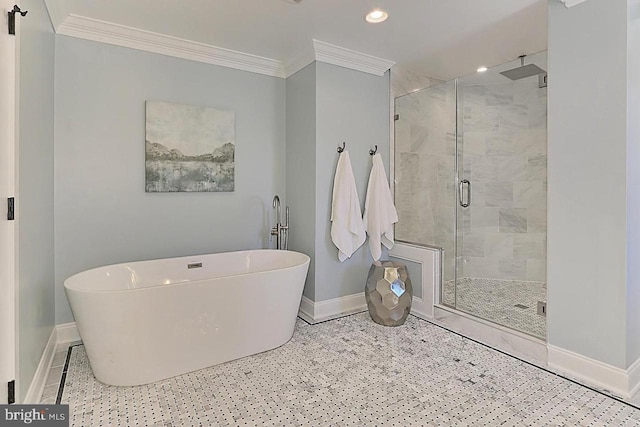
459,179 -> 471,208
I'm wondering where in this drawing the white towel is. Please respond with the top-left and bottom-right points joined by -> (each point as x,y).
363,153 -> 398,261
331,150 -> 366,262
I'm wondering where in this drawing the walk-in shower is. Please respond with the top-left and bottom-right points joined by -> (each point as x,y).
394,52 -> 547,339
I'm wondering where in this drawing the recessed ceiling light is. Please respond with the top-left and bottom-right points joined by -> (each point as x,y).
365,9 -> 388,23
477,66 -> 488,73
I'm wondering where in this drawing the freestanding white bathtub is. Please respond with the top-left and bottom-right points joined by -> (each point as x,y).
64,249 -> 310,386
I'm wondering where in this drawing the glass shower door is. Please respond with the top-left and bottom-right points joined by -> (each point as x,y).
454,52 -> 548,338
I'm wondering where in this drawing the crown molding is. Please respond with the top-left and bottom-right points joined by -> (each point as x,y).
43,0 -> 67,31
559,0 -> 589,7
285,40 -> 395,77
53,15 -> 394,79
312,39 -> 395,76
283,47 -> 316,77
57,15 -> 287,78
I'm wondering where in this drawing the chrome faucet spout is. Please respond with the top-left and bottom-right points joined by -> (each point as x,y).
272,195 -> 281,224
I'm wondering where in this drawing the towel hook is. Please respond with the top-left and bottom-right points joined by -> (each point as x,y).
337,142 -> 346,153
8,5 -> 28,35
369,145 -> 378,156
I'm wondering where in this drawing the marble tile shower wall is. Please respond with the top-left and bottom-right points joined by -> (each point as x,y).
460,79 -> 547,282
394,82 -> 457,282
391,66 -> 443,100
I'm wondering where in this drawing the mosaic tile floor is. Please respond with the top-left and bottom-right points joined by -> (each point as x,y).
50,313 -> 640,426
442,278 -> 547,339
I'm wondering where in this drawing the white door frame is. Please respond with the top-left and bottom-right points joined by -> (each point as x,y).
0,0 -> 19,405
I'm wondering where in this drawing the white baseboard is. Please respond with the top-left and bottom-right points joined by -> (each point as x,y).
23,322 -> 81,404
55,322 -> 80,349
298,293 -> 367,324
298,293 -> 432,324
627,355 -> 640,398
548,345 -> 637,398
297,297 -> 315,323
23,327 -> 57,404
410,297 -> 431,320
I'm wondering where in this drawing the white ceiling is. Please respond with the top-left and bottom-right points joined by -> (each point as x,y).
461,50 -> 548,86
47,0 -> 548,81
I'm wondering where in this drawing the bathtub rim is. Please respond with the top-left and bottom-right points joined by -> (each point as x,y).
64,249 -> 310,294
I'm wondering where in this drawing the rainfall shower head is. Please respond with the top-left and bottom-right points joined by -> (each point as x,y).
500,55 -> 546,81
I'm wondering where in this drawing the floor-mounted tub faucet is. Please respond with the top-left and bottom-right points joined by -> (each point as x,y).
271,195 -> 289,250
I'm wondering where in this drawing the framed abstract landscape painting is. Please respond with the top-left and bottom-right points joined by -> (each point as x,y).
145,101 -> 235,192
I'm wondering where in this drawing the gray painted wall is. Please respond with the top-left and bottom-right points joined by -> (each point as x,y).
18,0 -> 55,400
314,63 -> 390,301
285,64 -> 317,299
54,36 -> 286,324
284,62 -> 391,302
548,0 -> 628,368
627,0 -> 640,366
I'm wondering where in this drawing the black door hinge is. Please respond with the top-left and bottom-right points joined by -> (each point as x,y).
8,380 -> 15,404
7,197 -> 14,220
